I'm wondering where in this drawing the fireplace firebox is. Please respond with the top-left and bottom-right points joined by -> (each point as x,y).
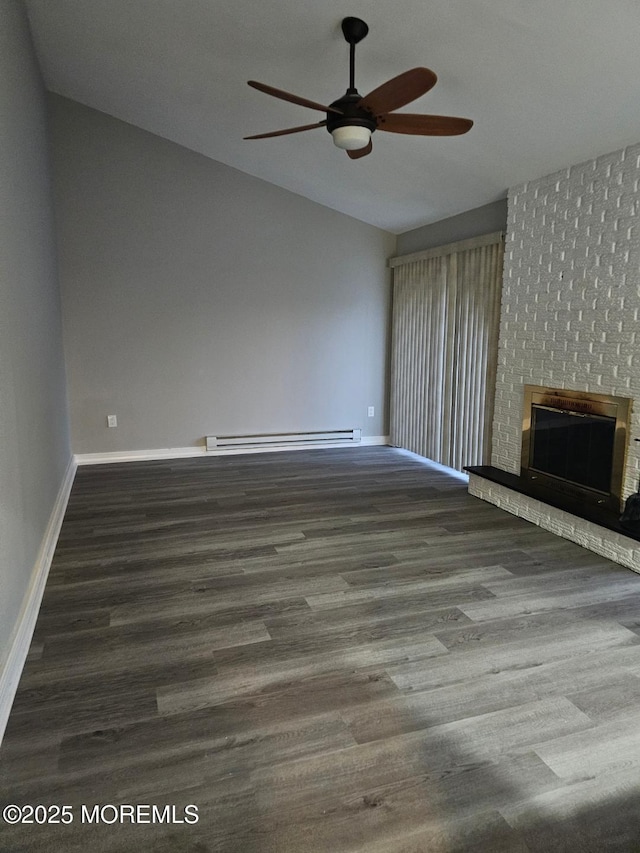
520,385 -> 632,513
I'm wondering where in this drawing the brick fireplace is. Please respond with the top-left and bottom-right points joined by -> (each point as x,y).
468,142 -> 640,571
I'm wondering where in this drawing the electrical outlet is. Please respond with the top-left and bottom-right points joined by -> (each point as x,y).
107,414 -> 117,428
367,406 -> 375,418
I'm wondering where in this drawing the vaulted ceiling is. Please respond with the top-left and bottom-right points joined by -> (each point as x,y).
24,0 -> 640,233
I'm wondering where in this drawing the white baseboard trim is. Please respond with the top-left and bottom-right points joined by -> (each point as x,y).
75,436 -> 390,465
0,455 -> 77,745
76,447 -> 207,465
360,435 -> 389,447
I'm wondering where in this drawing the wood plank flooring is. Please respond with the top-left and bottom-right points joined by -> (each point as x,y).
3,446 -> 640,851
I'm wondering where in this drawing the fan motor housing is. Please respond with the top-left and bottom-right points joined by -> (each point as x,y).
325,93 -> 376,135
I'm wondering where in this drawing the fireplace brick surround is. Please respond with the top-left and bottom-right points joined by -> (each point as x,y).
469,142 -> 640,571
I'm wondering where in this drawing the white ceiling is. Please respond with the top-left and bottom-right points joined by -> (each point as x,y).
24,0 -> 640,234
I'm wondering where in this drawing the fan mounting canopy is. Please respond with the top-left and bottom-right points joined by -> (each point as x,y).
341,17 -> 369,45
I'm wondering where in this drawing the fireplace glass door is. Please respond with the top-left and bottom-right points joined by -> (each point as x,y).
521,385 -> 632,512
529,405 -> 616,495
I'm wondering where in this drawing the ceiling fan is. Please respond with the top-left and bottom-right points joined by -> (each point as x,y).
244,17 -> 473,159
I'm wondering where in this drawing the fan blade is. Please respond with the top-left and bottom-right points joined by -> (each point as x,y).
244,121 -> 326,140
347,140 -> 372,159
378,113 -> 473,136
359,68 -> 437,116
248,81 -> 343,115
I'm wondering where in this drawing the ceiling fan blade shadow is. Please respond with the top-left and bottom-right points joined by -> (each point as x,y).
378,113 -> 473,136
347,140 -> 373,159
248,81 -> 343,115
244,121 -> 327,140
359,68 -> 437,116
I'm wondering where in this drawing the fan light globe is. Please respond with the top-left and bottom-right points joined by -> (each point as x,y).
331,125 -> 371,150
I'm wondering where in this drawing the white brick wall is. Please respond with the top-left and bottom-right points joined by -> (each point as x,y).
484,142 -> 640,570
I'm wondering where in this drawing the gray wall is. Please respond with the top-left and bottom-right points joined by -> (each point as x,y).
50,97 -> 396,453
0,2 -> 71,664
396,199 -> 507,256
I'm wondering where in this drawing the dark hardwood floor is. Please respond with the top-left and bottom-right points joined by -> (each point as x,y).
2,446 -> 640,852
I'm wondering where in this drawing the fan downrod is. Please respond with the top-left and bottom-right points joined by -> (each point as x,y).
341,17 -> 368,45
341,17 -> 368,94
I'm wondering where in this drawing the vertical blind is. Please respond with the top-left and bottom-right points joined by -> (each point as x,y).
389,232 -> 504,471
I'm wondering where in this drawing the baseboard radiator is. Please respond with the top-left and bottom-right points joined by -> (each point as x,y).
206,429 -> 361,452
